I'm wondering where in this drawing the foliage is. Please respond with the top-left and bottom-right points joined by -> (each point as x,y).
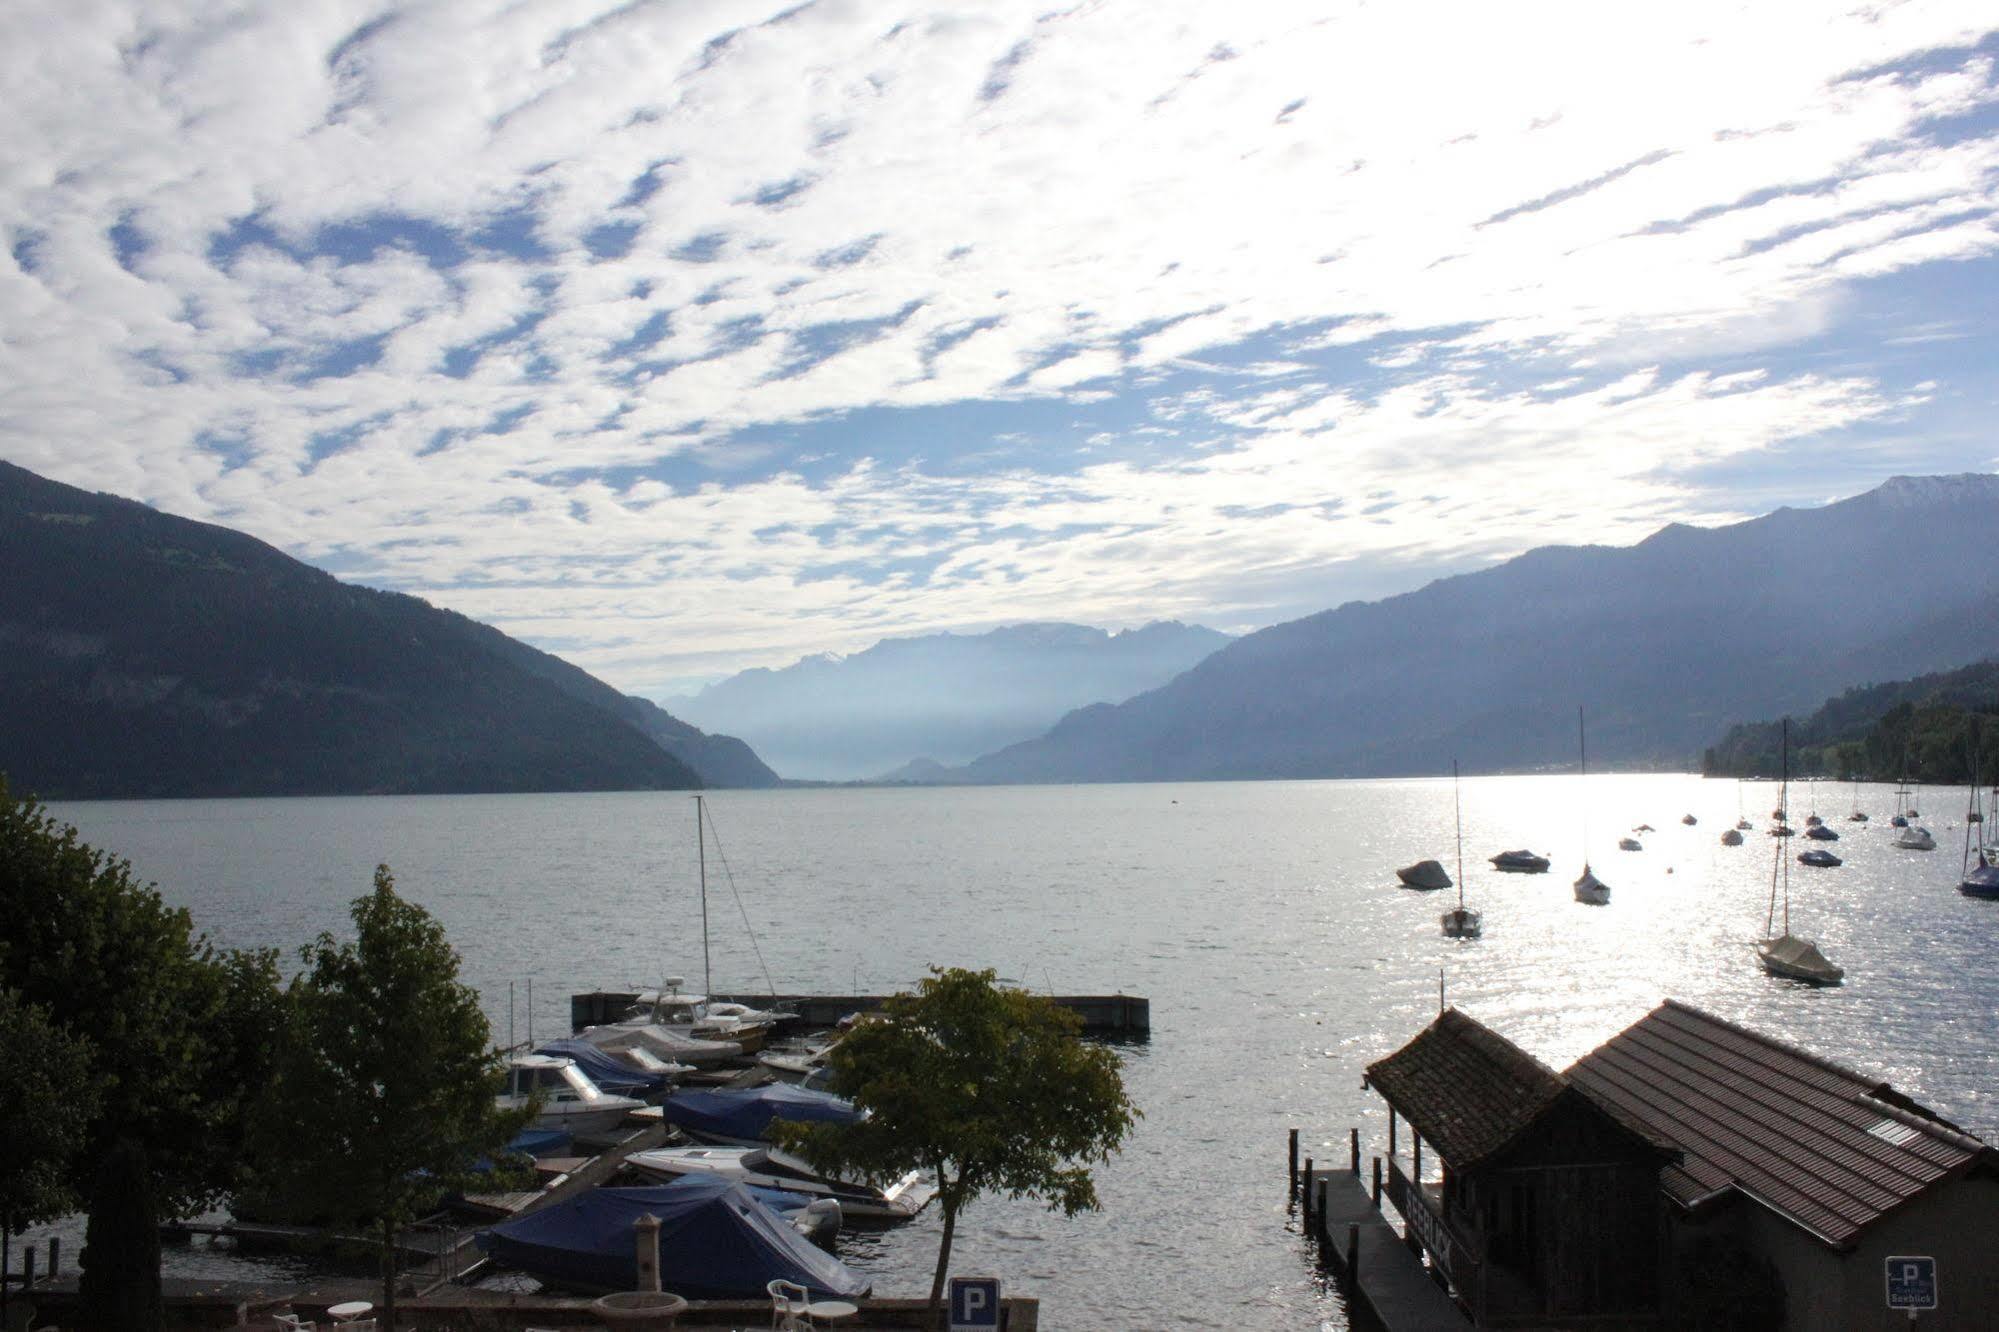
78,1137 -> 163,1332
776,967 -> 1138,1315
0,986 -> 99,1233
252,864 -> 531,1324
0,779 -> 282,1220
1703,659 -> 1999,783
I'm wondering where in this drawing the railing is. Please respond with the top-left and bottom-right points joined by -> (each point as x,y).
1386,1159 -> 1483,1313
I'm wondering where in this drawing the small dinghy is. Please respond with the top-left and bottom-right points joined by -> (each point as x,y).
1681,814 -> 1697,826
1798,848 -> 1842,868
1633,823 -> 1655,833
1617,836 -> 1642,852
1489,850 -> 1550,873
1395,859 -> 1451,891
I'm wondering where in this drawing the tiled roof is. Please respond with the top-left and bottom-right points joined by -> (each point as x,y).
1364,1008 -> 1569,1168
1567,1000 -> 1997,1250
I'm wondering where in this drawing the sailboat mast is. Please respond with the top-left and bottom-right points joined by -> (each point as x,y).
1453,760 -> 1465,909
1578,707 -> 1590,865
696,794 -> 712,996
1780,719 -> 1791,936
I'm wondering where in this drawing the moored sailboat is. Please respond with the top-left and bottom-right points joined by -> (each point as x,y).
1440,761 -> 1482,938
1573,709 -> 1609,905
1756,720 -> 1843,986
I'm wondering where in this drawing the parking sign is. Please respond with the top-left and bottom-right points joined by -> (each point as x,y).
949,1275 -> 1002,1330
1886,1256 -> 1938,1311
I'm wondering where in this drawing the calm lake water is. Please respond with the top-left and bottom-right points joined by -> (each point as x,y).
43,776 -> 1999,1329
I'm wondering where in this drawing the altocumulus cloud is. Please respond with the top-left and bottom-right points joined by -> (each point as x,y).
1,0 -> 1996,691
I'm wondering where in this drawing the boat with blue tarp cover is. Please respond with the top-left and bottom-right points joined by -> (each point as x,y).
535,1038 -> 681,1099
474,1179 -> 869,1300
658,1083 -> 861,1145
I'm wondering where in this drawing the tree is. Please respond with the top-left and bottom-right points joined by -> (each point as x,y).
0,988 -> 98,1325
776,968 -> 1138,1321
253,865 -> 530,1328
0,779 -> 282,1329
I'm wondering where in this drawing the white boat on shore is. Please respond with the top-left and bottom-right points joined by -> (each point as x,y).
626,1145 -> 936,1222
580,1020 -> 743,1067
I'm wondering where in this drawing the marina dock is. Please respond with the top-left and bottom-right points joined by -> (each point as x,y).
1291,1133 -> 1470,1331
569,989 -> 1151,1037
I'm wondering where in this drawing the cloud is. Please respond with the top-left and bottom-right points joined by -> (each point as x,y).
0,0 -> 1995,690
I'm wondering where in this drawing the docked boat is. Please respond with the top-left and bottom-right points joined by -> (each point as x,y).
1617,836 -> 1642,852
1958,771 -> 1999,898
1961,855 -> 1999,899
498,1054 -> 648,1136
1573,709 -> 1609,905
1396,859 -> 1451,891
1439,761 -> 1482,939
1680,814 -> 1697,826
619,983 -> 776,1054
1488,850 -> 1550,873
533,1038 -> 683,1100
1798,848 -> 1842,868
475,1179 -> 867,1299
626,1145 -> 936,1221
1756,721 -> 1843,987
578,1020 -> 743,1068
1735,818 -> 1753,831
1803,824 -> 1839,842
657,1083 -> 862,1146
1720,827 -> 1745,846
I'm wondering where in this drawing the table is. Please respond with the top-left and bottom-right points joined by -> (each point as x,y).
805,1299 -> 859,1324
325,1302 -> 374,1324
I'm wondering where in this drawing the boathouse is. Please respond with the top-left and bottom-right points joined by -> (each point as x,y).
1363,1008 -> 1674,1326
1364,1002 -> 1999,1329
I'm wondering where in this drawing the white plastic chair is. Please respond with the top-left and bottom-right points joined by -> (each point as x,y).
769,1277 -> 815,1330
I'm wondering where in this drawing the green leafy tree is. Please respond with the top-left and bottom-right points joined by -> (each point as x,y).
0,988 -> 98,1325
776,967 -> 1138,1321
253,865 -> 530,1327
0,779 -> 282,1328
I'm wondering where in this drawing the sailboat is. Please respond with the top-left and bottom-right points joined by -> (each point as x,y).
1440,761 -> 1482,938
1757,720 -> 1844,986
1574,709 -> 1609,904
1959,735 -> 1999,899
1847,770 -> 1869,822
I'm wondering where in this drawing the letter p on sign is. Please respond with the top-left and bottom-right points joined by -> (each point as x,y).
949,1275 -> 1001,1330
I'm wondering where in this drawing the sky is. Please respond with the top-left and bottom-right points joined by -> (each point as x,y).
3,1 -> 1997,698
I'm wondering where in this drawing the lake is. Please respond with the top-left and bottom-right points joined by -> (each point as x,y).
42,775 -> 1999,1329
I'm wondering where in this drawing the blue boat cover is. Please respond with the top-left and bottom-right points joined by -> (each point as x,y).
534,1039 -> 671,1098
474,1180 -> 868,1300
509,1127 -> 573,1158
659,1084 -> 859,1142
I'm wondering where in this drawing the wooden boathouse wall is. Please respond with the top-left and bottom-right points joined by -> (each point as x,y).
570,990 -> 1150,1038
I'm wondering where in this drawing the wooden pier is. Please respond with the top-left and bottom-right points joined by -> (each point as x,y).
1292,1131 -> 1470,1331
570,990 -> 1151,1037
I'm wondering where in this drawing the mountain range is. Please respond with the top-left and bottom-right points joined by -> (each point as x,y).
945,474 -> 1999,782
0,460 -> 776,798
670,620 -> 1233,781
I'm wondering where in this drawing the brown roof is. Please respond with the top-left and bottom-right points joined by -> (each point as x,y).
1364,1008 -> 1570,1168
1567,1000 -> 1997,1250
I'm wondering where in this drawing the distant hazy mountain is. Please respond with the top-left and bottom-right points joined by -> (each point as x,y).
671,621 -> 1234,780
956,474 -> 1999,782
0,460 -> 776,797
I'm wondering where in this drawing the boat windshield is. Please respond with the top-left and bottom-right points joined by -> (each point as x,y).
558,1064 -> 602,1101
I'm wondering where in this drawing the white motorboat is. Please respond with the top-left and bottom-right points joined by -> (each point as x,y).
625,1145 -> 936,1222
1395,859 -> 1451,891
1893,824 -> 1937,851
619,983 -> 776,1053
580,1020 -> 743,1068
498,1054 -> 647,1136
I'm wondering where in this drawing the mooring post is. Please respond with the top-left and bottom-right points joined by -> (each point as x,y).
1347,1223 -> 1359,1277
1288,1127 -> 1299,1198
22,1246 -> 33,1292
1349,1127 -> 1360,1175
1388,1106 -> 1398,1159
633,1213 -> 662,1293
1302,1159 -> 1315,1232
1372,1154 -> 1382,1206
1413,1132 -> 1423,1183
47,1237 -> 57,1279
